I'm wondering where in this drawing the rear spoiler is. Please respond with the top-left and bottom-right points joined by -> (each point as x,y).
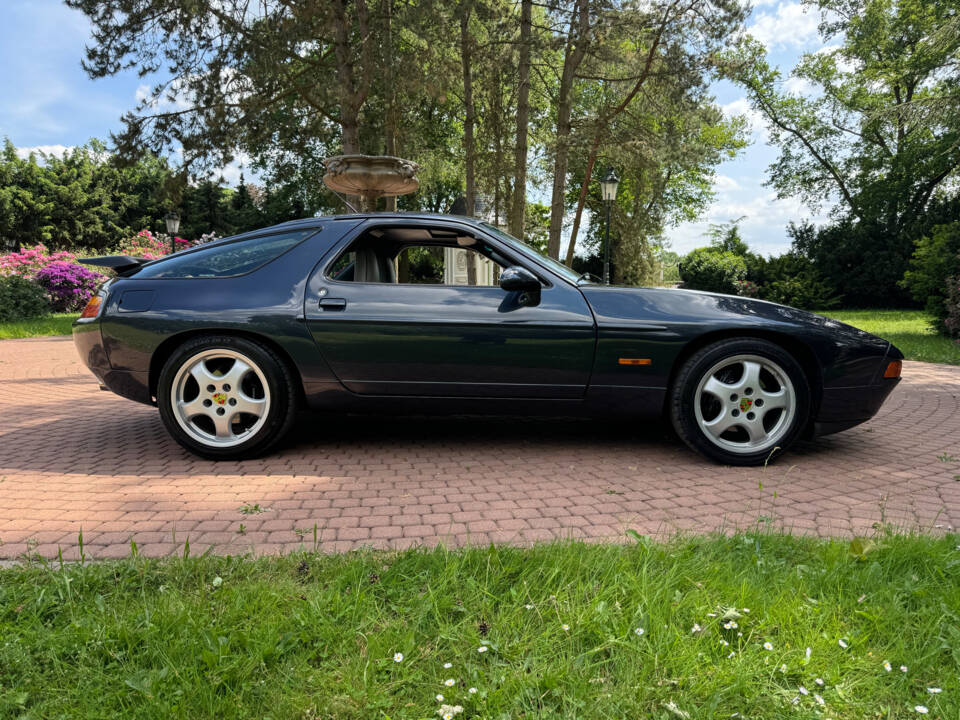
78,255 -> 149,276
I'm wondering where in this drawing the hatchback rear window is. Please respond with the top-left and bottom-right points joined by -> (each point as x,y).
135,229 -> 314,278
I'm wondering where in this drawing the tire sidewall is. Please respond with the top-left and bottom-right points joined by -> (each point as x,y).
157,335 -> 294,460
671,338 -> 811,466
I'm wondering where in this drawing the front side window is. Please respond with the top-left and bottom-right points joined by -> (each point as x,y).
135,229 -> 314,279
327,226 -> 506,287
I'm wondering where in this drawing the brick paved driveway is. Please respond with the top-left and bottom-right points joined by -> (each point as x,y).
1,336 -> 958,560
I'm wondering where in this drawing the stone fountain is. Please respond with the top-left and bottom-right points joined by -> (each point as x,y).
322,154 -> 420,211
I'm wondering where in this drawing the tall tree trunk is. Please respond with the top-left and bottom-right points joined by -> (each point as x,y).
563,136 -> 601,265
547,0 -> 590,259
461,8 -> 478,284
509,0 -> 532,239
383,0 -> 398,213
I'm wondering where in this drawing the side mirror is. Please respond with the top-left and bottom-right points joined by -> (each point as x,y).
499,266 -> 541,292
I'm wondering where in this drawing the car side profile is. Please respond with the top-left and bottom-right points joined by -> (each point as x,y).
74,213 -> 903,465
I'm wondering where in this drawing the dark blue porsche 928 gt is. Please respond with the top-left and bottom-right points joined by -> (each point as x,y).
74,213 -> 903,465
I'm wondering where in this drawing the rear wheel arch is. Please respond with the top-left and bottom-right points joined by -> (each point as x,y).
664,329 -> 822,422
149,330 -> 306,406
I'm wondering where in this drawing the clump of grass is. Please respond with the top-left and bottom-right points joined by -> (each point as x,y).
0,313 -> 78,339
821,309 -> 960,365
1,533 -> 958,718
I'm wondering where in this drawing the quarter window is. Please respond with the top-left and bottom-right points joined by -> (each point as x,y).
135,230 -> 313,278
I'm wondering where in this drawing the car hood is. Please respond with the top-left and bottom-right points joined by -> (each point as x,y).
578,285 -> 892,352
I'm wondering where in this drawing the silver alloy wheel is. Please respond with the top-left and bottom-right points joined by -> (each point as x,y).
693,353 -> 796,455
170,348 -> 271,448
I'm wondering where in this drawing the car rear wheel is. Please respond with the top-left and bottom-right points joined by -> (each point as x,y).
670,338 -> 810,466
157,335 -> 297,459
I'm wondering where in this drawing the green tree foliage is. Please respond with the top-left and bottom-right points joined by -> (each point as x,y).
720,0 -> 960,306
0,275 -> 51,321
903,221 -> 960,331
679,247 -> 747,295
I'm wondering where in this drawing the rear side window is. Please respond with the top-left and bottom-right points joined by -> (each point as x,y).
135,229 -> 314,278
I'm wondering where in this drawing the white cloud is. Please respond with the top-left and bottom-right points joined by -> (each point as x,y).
784,75 -> 816,96
748,2 -> 821,50
714,175 -> 741,191
15,144 -> 74,160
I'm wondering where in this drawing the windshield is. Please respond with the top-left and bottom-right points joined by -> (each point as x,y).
479,222 -> 588,284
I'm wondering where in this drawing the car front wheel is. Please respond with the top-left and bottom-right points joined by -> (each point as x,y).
157,335 -> 297,459
670,338 -> 810,466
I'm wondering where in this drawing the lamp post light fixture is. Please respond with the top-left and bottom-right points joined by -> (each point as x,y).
164,211 -> 181,254
599,168 -> 619,285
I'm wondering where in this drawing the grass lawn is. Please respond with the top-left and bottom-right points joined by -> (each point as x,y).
820,309 -> 960,366
1,534 -> 958,718
0,313 -> 78,339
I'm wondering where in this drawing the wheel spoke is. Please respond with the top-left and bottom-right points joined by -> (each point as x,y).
212,412 -> 233,439
744,420 -> 767,444
702,375 -> 733,401
703,410 -> 736,439
739,360 -> 763,392
179,397 -> 207,419
189,361 -> 220,386
233,393 -> 266,418
760,390 -> 788,411
221,359 -> 252,388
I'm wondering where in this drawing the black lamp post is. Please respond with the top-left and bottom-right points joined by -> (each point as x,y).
164,211 -> 181,254
600,168 -> 619,285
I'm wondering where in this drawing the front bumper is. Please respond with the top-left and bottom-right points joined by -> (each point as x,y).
812,376 -> 901,437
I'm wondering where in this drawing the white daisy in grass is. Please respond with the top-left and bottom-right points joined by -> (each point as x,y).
468,688 -> 477,694
743,608 -> 750,613
443,714 -> 453,720
790,696 -> 800,705
815,694 -> 825,706
763,642 -> 773,651
692,623 -> 702,633
436,694 -> 444,702
634,627 -> 645,636
444,678 -> 456,687
525,604 -> 534,610
728,650 -> 736,658
815,678 -> 824,686
838,639 -> 848,649
799,686 -> 809,696
928,688 -> 942,694
901,665 -> 908,673
443,662 -> 452,669
883,661 -> 892,672
562,624 -> 570,632
915,706 -> 929,714
393,653 -> 404,663
805,647 -> 812,660
780,664 -> 787,673
477,645 -> 488,653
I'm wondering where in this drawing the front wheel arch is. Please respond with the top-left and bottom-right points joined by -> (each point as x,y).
664,329 -> 821,428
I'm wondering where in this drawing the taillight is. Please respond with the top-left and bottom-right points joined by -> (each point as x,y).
80,295 -> 103,319
883,360 -> 902,378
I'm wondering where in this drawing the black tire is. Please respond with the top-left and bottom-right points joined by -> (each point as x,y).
669,337 -> 810,466
157,335 -> 297,460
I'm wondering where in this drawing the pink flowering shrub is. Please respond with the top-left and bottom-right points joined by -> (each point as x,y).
114,230 -> 192,259
34,262 -> 106,312
0,244 -> 78,278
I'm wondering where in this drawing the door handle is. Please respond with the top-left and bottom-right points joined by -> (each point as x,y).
319,297 -> 347,311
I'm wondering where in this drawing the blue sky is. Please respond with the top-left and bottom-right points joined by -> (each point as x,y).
2,0 -> 832,255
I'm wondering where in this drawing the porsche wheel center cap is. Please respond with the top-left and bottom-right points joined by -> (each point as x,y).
212,392 -> 228,405
739,398 -> 753,412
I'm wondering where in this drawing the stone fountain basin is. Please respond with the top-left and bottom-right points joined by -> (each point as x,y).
323,155 -> 419,198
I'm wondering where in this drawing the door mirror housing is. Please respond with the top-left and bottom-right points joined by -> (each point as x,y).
499,266 -> 541,292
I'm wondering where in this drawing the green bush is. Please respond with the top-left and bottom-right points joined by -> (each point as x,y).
0,275 -> 51,322
679,248 -> 747,294
902,221 -> 960,333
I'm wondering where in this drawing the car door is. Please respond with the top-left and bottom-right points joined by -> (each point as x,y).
303,219 -> 596,398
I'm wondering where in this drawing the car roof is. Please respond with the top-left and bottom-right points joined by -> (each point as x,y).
268,212 -> 488,232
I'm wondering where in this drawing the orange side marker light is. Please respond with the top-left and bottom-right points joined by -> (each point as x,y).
619,358 -> 652,366
883,360 -> 902,378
